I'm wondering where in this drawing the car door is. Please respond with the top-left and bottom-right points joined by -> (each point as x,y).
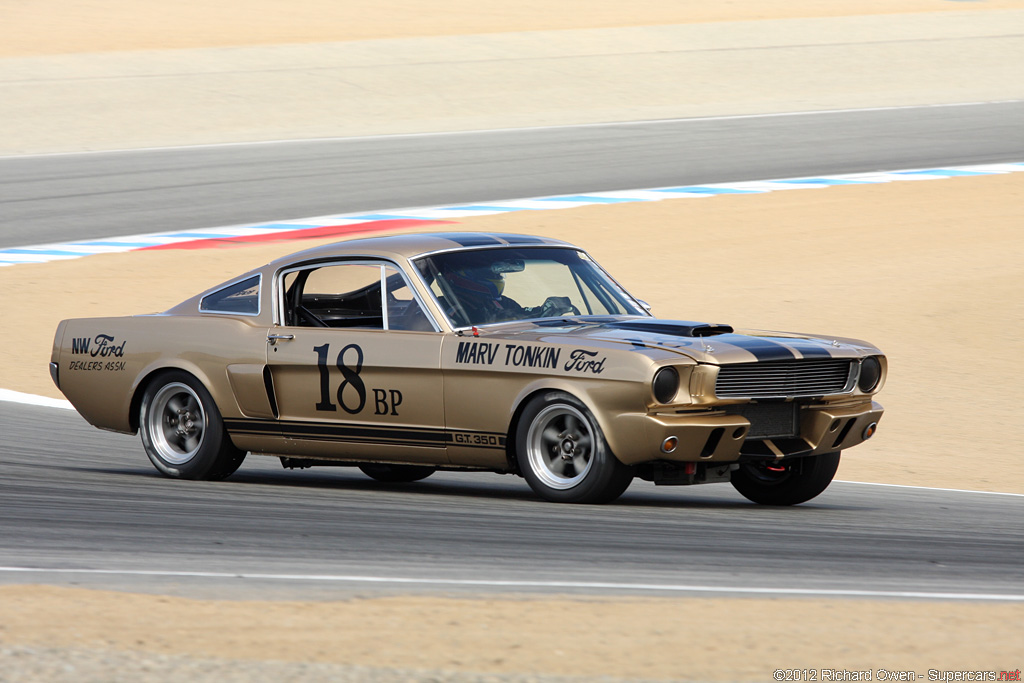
265,259 -> 447,464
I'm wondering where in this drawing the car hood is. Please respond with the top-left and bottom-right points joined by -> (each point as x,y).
480,317 -> 880,365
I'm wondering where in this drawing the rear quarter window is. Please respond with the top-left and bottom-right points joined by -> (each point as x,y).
200,275 -> 261,315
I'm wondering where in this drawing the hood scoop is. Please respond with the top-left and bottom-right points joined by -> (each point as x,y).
604,319 -> 734,337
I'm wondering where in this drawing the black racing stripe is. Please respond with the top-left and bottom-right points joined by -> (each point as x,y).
773,338 -> 834,359
227,419 -> 508,450
226,419 -> 447,445
224,419 -> 277,433
284,435 -> 438,448
496,234 -> 546,245
282,431 -> 443,446
604,319 -> 734,337
714,335 -> 797,361
436,233 -> 504,247
277,420 -> 444,435
281,433 -> 444,449
281,423 -> 447,445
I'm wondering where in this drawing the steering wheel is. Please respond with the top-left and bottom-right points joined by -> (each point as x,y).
541,296 -> 580,317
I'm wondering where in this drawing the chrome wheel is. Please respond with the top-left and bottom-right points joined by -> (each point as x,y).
145,382 -> 207,465
516,392 -> 633,503
526,403 -> 595,490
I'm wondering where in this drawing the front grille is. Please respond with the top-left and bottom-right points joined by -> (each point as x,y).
715,359 -> 853,398
725,403 -> 798,439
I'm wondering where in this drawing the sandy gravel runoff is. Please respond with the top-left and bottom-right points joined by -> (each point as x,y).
3,1 -> 1023,681
1,586 -> 1023,682
6,0 -> 1024,56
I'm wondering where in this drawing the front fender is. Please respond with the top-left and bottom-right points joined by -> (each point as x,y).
507,376 -> 648,466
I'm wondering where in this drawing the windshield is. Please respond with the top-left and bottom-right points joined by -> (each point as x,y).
414,246 -> 646,328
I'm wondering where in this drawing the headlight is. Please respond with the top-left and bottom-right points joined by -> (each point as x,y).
858,356 -> 882,393
653,367 -> 679,404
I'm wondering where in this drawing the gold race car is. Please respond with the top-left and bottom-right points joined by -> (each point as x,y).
51,233 -> 885,505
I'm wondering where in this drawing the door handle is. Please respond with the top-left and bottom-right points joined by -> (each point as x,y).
267,333 -> 295,345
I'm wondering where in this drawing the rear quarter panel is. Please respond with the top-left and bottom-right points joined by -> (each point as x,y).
52,315 -> 269,433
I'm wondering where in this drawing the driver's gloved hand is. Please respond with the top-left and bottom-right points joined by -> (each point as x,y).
539,296 -> 573,317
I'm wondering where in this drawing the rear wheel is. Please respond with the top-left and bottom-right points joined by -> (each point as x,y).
358,464 -> 435,483
730,452 -> 841,505
515,392 -> 633,504
139,371 -> 246,480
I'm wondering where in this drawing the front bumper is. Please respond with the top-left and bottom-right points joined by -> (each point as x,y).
616,400 -> 884,464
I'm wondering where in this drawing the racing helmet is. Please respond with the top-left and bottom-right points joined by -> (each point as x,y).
444,266 -> 506,301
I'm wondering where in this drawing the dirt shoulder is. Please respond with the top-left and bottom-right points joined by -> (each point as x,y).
5,0 -> 1024,56
1,585 -> 1021,681
3,3 -> 1022,153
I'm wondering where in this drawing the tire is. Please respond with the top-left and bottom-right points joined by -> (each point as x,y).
730,452 -> 841,505
515,391 -> 633,504
139,370 -> 246,481
358,464 -> 435,483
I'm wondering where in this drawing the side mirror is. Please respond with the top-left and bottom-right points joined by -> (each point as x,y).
637,300 -> 653,314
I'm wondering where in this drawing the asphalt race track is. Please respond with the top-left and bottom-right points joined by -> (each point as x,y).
2,103 -> 1024,601
1,402 -> 1022,600
2,101 -> 1023,249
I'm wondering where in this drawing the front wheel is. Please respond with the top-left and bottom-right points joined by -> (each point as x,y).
358,464 -> 435,483
515,392 -> 633,504
730,452 -> 841,505
139,371 -> 246,480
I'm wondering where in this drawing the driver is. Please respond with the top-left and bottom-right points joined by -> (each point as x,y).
440,260 -> 577,327
441,263 -> 526,325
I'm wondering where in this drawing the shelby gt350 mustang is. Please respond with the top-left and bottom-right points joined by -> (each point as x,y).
51,233 -> 884,505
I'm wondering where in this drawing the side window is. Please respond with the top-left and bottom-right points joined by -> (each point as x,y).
284,263 -> 383,328
283,262 -> 435,331
200,275 -> 260,315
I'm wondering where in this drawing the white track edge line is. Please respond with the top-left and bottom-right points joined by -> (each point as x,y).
0,567 -> 1021,601
834,480 -> 1024,497
0,389 -> 73,410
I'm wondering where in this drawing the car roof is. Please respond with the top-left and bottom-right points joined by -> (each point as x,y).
169,232 -> 581,317
271,232 -> 576,265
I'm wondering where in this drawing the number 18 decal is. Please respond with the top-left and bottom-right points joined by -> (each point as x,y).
314,343 -> 402,416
